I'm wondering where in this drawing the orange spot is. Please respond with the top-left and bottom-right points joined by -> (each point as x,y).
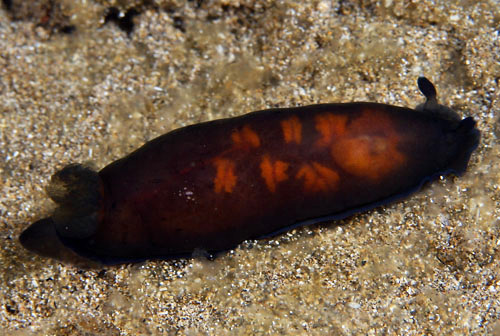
315,113 -> 348,147
260,155 -> 289,192
331,136 -> 405,180
330,110 -> 406,180
232,125 -> 261,149
213,158 -> 237,193
296,162 -> 339,192
274,161 -> 289,182
281,116 -> 302,144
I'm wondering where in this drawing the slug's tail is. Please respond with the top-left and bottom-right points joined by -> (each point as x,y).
45,164 -> 102,239
20,217 -> 61,258
20,164 -> 102,261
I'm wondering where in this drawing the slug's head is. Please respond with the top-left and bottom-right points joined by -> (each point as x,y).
20,164 -> 103,261
415,77 -> 480,175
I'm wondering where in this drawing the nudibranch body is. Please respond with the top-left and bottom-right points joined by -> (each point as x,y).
20,78 -> 480,264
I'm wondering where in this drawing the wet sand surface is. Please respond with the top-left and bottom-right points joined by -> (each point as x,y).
1,1 -> 499,334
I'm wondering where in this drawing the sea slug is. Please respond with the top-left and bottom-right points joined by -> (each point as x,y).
20,78 -> 480,264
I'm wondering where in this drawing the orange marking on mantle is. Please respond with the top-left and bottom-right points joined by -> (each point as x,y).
296,162 -> 340,192
330,111 -> 406,180
213,158 -> 237,193
281,116 -> 302,144
260,155 -> 289,193
315,113 -> 348,147
231,125 -> 261,149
